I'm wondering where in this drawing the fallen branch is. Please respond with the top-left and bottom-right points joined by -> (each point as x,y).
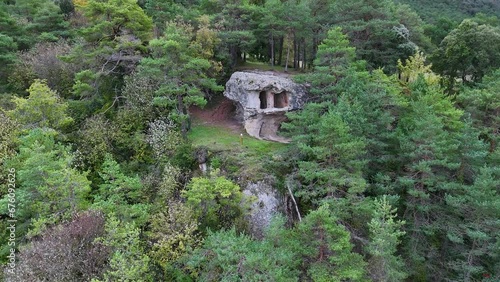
286,181 -> 301,222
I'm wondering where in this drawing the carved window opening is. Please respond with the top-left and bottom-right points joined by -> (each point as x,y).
260,90 -> 288,109
274,91 -> 288,108
259,91 -> 267,109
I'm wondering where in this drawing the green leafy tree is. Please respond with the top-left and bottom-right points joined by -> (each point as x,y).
70,0 -> 153,106
0,4 -> 23,48
395,78 -> 464,280
432,19 -> 500,89
214,0 -> 258,68
92,155 -> 150,226
397,51 -> 440,85
0,128 -> 91,237
183,172 -> 244,230
75,114 -> 118,171
145,118 -> 183,161
0,33 -> 17,88
145,0 -> 200,34
7,0 -> 69,47
423,17 -> 458,47
8,79 -> 73,130
148,201 -> 200,277
330,0 -> 428,72
0,112 -> 18,165
258,0 -> 285,67
81,0 -> 152,49
94,215 -> 152,282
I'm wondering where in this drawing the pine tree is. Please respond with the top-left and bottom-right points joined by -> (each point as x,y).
92,155 -> 150,226
366,196 -> 407,281
295,204 -> 368,281
137,23 -> 223,137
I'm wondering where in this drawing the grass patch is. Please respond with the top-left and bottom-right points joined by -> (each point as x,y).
188,123 -> 287,180
188,124 -> 285,155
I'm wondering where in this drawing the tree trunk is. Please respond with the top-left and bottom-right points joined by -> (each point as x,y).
277,36 -> 284,66
297,39 -> 302,70
230,45 -> 238,68
302,37 -> 307,70
270,34 -> 275,67
293,37 -> 297,69
285,40 -> 290,73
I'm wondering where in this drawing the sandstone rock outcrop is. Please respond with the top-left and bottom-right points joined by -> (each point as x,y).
242,180 -> 281,238
223,71 -> 307,142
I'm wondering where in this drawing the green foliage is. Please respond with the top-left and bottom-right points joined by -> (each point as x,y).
295,27 -> 359,102
185,222 -> 299,281
214,0 -> 259,68
423,17 -> 458,46
330,0 -> 428,72
397,0 -> 500,23
0,33 -> 17,87
5,0 -> 69,49
444,166 -> 500,280
283,102 -> 367,205
148,201 -> 200,275
1,0 -> 500,279
112,108 -> 152,165
0,111 -> 18,164
137,22 -> 223,136
145,0 -> 200,33
366,196 -> 407,281
398,51 -> 440,84
457,70 -> 500,152
8,79 -> 73,130
0,128 -> 90,237
295,204 -> 368,281
75,114 -> 118,170
94,215 -> 152,282
81,0 -> 152,47
146,118 -> 183,161
183,172 -> 243,230
92,155 -> 150,226
432,19 -> 500,88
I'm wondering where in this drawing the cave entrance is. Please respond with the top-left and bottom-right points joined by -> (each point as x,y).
274,91 -> 288,108
259,91 -> 267,109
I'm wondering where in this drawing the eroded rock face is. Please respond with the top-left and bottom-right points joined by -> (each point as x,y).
224,71 -> 307,142
242,180 -> 281,239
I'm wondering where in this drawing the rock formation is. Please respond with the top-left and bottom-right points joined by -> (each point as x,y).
223,71 -> 307,142
242,180 -> 281,239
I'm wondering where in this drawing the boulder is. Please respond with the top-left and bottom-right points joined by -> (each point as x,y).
242,180 -> 281,238
223,71 -> 307,142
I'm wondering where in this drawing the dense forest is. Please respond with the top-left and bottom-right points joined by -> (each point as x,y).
1,0 -> 499,281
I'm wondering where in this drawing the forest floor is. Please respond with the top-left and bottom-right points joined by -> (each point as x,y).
236,60 -> 304,74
